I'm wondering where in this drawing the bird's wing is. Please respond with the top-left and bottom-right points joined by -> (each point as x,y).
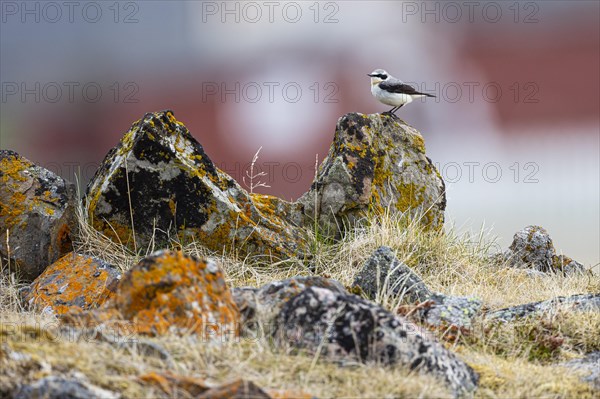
380,80 -> 431,96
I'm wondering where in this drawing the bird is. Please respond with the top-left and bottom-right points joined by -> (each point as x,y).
368,69 -> 435,114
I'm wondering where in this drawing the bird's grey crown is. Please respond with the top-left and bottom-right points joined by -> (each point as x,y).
369,68 -> 390,80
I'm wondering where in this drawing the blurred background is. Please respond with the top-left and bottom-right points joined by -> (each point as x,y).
1,1 -> 598,267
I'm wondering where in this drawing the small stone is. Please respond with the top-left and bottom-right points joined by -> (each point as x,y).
13,375 -> 119,399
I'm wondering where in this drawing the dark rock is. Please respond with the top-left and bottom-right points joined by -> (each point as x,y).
487,293 -> 600,322
85,110 -> 306,261
0,150 -> 76,281
14,375 -> 119,399
295,113 -> 445,237
273,287 -> 478,395
352,246 -> 432,303
353,247 -> 481,330
232,276 -> 346,333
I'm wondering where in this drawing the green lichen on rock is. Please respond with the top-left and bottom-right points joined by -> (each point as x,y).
296,113 -> 446,237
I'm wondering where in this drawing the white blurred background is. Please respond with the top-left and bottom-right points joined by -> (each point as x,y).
1,1 -> 598,267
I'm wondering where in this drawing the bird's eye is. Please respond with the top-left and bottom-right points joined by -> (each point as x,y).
380,74 -> 388,80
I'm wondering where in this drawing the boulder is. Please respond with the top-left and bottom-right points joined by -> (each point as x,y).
501,225 -> 585,275
22,252 -> 120,315
273,287 -> 478,395
295,113 -> 445,237
351,246 -> 432,303
487,293 -> 600,322
85,110 -> 306,260
62,250 -> 240,338
353,247 -> 481,330
0,150 -> 76,281
232,276 -> 346,333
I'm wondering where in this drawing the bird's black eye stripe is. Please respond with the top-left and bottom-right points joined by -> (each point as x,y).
379,74 -> 388,79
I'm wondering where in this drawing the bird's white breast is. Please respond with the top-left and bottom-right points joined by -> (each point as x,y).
371,84 -> 414,107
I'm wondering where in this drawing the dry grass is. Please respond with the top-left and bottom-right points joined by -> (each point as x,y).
1,206 -> 598,398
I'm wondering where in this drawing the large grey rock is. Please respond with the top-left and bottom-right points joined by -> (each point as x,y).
352,246 -> 432,303
0,150 -> 76,281
412,294 -> 483,331
85,110 -> 306,260
295,113 -> 445,237
501,225 -> 586,275
487,293 -> 600,322
273,287 -> 478,395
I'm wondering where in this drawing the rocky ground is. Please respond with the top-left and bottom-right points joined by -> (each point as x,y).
1,111 -> 598,398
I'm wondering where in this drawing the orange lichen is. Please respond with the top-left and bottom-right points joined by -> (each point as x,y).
63,250 -> 240,339
25,252 -> 119,315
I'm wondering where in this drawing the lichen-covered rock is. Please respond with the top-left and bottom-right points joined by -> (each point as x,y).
353,247 -> 481,330
13,375 -> 119,399
0,150 -> 76,281
295,113 -> 445,237
408,294 -> 482,331
62,250 -> 240,338
352,246 -> 432,302
232,276 -> 346,333
86,110 -> 306,261
501,225 -> 586,275
487,293 -> 600,322
273,287 -> 478,395
22,252 -> 120,315
560,351 -> 600,389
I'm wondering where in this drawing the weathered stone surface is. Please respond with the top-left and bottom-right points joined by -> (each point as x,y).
501,225 -> 586,275
295,113 -> 445,237
0,150 -> 76,281
487,293 -> 600,322
352,246 -> 432,303
353,247 -> 481,330
409,294 -> 482,331
62,250 -> 240,338
86,110 -> 306,261
273,287 -> 478,395
233,276 -> 347,332
13,375 -> 119,399
22,252 -> 120,315
560,351 -> 600,389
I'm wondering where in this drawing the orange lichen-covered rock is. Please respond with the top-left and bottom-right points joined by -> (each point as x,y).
23,252 -> 121,315
63,250 -> 240,338
0,150 -> 76,281
295,113 -> 446,236
85,110 -> 306,261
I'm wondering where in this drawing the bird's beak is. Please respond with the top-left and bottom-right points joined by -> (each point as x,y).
367,74 -> 375,77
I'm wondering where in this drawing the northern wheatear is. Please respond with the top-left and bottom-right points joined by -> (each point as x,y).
368,69 -> 435,114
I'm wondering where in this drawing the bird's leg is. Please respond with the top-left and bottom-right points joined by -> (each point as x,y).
386,106 -> 398,115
